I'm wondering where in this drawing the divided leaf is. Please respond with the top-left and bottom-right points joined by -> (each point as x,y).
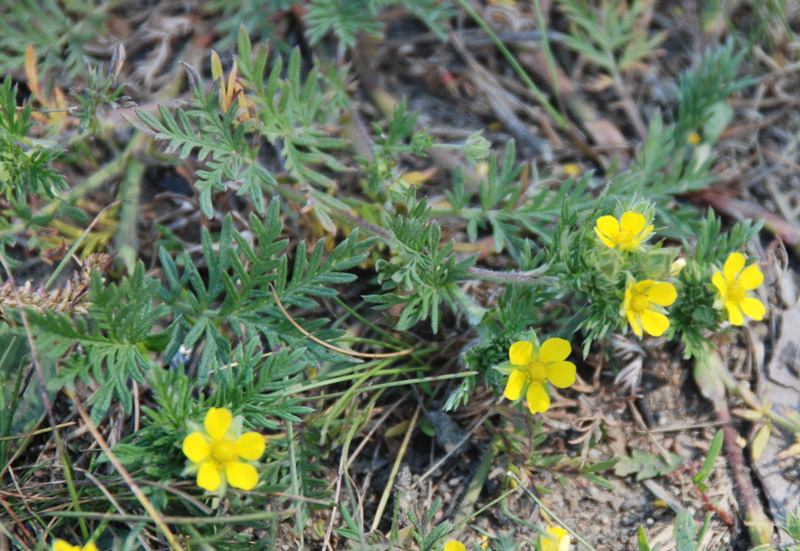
615,448 -> 683,481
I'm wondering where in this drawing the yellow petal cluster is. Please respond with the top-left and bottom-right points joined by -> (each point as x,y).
182,407 -> 266,492
53,541 -> 98,551
712,252 -> 765,325
444,541 -> 466,551
540,526 -> 570,551
622,279 -> 677,338
594,212 -> 653,252
504,338 -> 576,414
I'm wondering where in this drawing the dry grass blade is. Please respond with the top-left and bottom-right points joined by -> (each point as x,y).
66,391 -> 184,551
269,283 -> 414,358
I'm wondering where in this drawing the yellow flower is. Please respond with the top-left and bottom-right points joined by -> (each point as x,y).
594,212 -> 653,252
182,407 -> 266,492
563,164 -> 580,177
53,540 -> 98,551
622,279 -> 677,338
480,534 -> 490,550
504,338 -> 576,414
687,131 -> 701,145
540,526 -> 570,551
444,541 -> 467,551
712,252 -> 765,326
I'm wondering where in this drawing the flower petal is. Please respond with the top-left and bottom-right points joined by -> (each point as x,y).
725,301 -> 744,326
205,407 -> 233,440
711,271 -> 727,297
641,309 -> 670,337
595,215 -> 620,238
724,252 -> 745,280
444,541 -> 467,551
197,461 -> 222,491
646,282 -> 677,306
741,297 -> 766,321
509,341 -> 533,366
183,432 -> 210,463
526,383 -> 550,414
619,211 -> 646,235
235,432 -> 265,461
53,541 -> 78,551
739,264 -> 763,290
627,311 -> 643,338
542,527 -> 570,551
539,338 -> 571,363
82,544 -> 99,551
546,361 -> 576,388
226,461 -> 258,490
594,215 -> 619,247
504,370 -> 526,401
595,226 -> 617,248
635,279 -> 655,293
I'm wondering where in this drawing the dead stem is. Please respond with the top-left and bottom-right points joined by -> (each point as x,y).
610,66 -> 649,142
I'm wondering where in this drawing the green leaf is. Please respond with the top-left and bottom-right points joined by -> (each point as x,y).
693,429 -> 723,487
637,526 -> 653,551
751,423 -> 771,462
615,449 -> 683,481
583,472 -> 615,490
674,511 -> 698,551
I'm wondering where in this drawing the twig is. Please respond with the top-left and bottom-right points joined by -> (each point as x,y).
627,401 -> 672,462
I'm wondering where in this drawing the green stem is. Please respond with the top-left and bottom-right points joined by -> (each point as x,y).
467,266 -> 555,286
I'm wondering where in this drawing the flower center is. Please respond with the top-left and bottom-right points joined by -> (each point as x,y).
526,361 -> 548,385
617,229 -> 633,244
727,280 -> 745,302
210,437 -> 236,464
630,292 -> 650,314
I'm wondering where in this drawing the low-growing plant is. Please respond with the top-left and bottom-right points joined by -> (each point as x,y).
0,3 -> 779,550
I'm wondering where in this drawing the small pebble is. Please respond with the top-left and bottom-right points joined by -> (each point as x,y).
646,518 -> 654,525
